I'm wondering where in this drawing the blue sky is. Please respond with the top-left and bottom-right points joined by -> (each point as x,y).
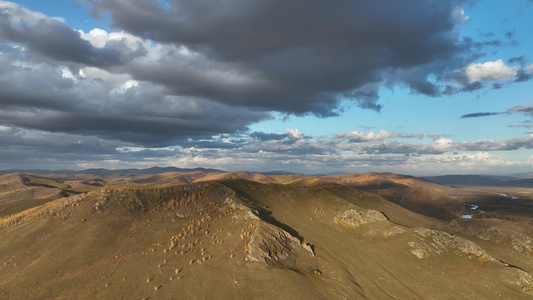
0,0 -> 532,175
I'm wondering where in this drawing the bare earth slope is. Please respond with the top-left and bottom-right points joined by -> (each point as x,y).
1,174 -> 533,299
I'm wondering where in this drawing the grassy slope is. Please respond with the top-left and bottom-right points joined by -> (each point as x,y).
222,180 -> 533,299
0,179 -> 532,299
0,174 -> 72,217
0,183 -> 325,299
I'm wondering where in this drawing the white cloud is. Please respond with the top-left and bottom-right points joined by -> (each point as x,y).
81,67 -> 131,84
452,7 -> 469,27
61,68 -> 85,79
78,28 -> 151,50
337,129 -> 423,143
338,129 -> 392,142
78,28 -> 109,48
284,128 -> 304,141
124,80 -> 138,89
528,64 -> 533,72
433,138 -> 454,152
466,59 -> 519,83
408,152 -> 523,171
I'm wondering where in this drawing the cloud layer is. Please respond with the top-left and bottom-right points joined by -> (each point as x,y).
0,1 -> 532,173
1,1 -> 530,143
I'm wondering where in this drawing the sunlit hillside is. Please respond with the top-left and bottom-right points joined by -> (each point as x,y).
1,171 -> 533,299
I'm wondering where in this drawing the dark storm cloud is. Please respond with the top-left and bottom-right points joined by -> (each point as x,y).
0,32 -> 269,147
0,94 -> 268,147
0,80 -> 268,148
7,0 -> 530,171
508,56 -> 527,65
492,83 -> 503,89
460,112 -> 502,118
514,69 -> 532,82
0,5 -> 144,67
249,132 -> 288,142
0,126 -> 120,154
387,67 -> 445,96
0,126 -> 125,169
461,81 -> 483,92
461,104 -> 533,120
0,0 -> 481,154
85,0 -> 468,114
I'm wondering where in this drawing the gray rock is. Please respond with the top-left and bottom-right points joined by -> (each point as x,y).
334,208 -> 387,227
477,227 -> 533,256
245,221 -> 304,268
409,227 -> 496,261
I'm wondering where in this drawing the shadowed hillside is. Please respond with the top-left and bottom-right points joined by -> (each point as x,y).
424,175 -> 533,188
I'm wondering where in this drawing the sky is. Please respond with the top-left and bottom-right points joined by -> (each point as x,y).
0,0 -> 532,175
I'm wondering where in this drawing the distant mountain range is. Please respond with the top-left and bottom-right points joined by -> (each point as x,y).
0,166 -> 224,176
1,167 -> 532,188
423,174 -> 533,188
0,166 -> 314,176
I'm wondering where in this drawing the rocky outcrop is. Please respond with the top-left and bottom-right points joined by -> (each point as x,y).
245,221 -> 305,267
93,192 -> 149,212
477,227 -> 533,256
224,195 -> 254,213
408,227 -> 496,261
242,205 -> 316,267
223,193 -> 316,266
334,208 -> 387,227
500,268 -> 533,295
383,225 -> 406,237
92,182 -> 228,213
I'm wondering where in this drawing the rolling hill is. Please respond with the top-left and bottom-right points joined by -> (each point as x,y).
0,173 -> 83,217
1,171 -> 533,299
